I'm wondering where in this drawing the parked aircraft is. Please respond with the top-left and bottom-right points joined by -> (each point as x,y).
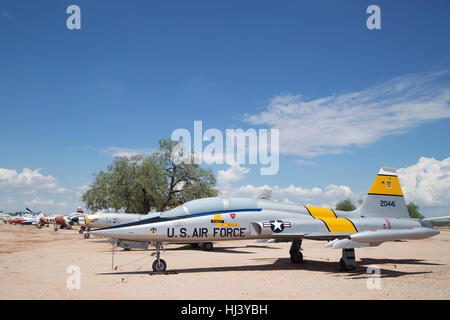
91,167 -> 444,272
42,208 -> 84,231
1,215 -> 11,224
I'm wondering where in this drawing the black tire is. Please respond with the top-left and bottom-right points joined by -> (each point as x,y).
201,242 -> 213,251
78,229 -> 84,234
339,258 -> 355,271
84,233 -> 90,239
290,251 -> 303,264
152,259 -> 167,272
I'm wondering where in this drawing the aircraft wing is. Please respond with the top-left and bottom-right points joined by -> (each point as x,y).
423,216 -> 450,221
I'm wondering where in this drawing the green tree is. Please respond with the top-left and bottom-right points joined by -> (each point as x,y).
82,139 -> 218,214
407,202 -> 424,219
335,199 -> 357,211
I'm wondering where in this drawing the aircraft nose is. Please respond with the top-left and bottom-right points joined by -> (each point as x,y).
78,216 -> 86,226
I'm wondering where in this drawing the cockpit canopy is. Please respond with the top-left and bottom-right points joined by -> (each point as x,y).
164,197 -> 258,217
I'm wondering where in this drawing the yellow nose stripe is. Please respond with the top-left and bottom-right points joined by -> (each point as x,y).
305,206 -> 357,233
319,218 -> 357,233
305,206 -> 337,219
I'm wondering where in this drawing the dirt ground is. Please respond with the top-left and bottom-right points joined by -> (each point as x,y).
0,223 -> 449,300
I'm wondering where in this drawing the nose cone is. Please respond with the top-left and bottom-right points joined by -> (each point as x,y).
90,226 -> 133,239
78,216 -> 87,226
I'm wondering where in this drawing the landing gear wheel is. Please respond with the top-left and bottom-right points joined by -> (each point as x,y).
84,233 -> 90,239
152,259 -> 167,272
79,229 -> 84,234
201,242 -> 213,251
339,258 -> 355,271
290,251 -> 303,264
339,248 -> 356,271
54,227 -> 58,231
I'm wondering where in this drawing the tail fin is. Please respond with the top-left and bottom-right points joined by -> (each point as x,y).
355,167 -> 409,219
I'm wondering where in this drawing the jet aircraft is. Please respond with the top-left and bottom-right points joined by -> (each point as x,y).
90,168 -> 444,272
50,208 -> 85,231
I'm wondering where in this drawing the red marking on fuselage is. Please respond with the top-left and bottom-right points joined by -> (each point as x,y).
55,216 -> 66,226
385,218 -> 392,229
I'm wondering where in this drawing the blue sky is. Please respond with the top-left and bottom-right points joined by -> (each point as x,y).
1,1 -> 449,216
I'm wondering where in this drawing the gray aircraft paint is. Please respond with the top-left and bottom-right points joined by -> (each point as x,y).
90,168 -> 440,250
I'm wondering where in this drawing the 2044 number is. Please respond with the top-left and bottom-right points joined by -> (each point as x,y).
380,200 -> 395,207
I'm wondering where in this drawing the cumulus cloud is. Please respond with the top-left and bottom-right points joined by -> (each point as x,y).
24,198 -> 68,208
0,168 -> 67,193
220,181 -> 359,209
398,157 -> 450,206
101,147 -> 154,158
244,70 -> 450,158
75,182 -> 91,197
217,163 -> 250,187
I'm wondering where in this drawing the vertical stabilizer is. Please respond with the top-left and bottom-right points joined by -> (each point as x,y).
355,168 -> 409,219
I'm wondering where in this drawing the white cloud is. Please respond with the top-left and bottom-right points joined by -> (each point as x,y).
244,70 -> 450,158
101,147 -> 154,158
24,198 -> 68,208
75,182 -> 91,197
0,197 -> 17,205
217,163 -> 250,187
0,168 -> 67,193
220,181 -> 359,209
398,157 -> 450,206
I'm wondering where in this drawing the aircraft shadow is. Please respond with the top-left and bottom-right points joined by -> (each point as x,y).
359,257 -> 442,267
97,257 -> 436,278
161,244 -> 279,254
88,239 -> 112,243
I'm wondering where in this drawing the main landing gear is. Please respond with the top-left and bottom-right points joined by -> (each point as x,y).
289,239 -> 303,263
339,248 -> 356,271
151,242 -> 167,273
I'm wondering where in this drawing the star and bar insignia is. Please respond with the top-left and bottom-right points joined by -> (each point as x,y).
263,220 -> 291,233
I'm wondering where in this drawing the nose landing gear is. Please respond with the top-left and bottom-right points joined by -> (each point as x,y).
151,242 -> 167,273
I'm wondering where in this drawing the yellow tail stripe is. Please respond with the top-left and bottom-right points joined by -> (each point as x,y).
319,218 -> 357,233
305,206 -> 337,219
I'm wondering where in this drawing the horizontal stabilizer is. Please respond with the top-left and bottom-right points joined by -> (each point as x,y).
423,216 -> 450,221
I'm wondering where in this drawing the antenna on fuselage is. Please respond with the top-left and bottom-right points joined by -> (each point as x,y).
257,189 -> 272,200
